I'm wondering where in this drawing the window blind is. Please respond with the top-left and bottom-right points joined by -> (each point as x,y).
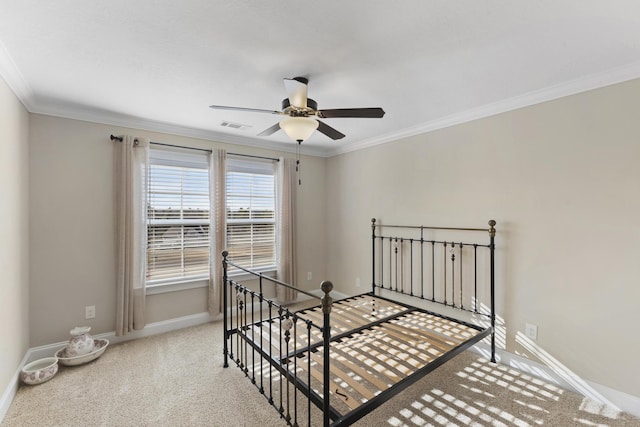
147,149 -> 210,283
226,157 -> 276,271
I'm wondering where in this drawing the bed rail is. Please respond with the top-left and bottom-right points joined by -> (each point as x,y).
371,218 -> 497,362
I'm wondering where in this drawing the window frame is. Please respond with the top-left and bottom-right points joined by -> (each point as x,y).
145,148 -> 211,288
225,157 -> 277,276
143,149 -> 279,291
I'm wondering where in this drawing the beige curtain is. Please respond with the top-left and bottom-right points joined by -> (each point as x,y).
208,149 -> 227,315
276,157 -> 297,302
115,136 -> 149,336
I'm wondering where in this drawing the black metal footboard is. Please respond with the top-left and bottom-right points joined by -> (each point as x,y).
222,251 -> 335,426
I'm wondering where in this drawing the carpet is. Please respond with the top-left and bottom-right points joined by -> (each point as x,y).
3,321 -> 639,426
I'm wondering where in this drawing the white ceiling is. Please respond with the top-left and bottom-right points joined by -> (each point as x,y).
2,1 -> 640,157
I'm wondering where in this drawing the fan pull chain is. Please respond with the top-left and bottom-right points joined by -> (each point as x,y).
296,140 -> 302,185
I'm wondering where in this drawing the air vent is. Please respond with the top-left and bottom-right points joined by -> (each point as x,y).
220,121 -> 252,131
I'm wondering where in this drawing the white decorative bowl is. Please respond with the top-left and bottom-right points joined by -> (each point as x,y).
55,338 -> 109,366
21,357 -> 59,385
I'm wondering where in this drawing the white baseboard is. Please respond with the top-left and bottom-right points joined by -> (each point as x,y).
0,292 -> 323,422
0,352 -> 29,423
0,312 -> 215,424
470,343 -> 640,418
4,303 -> 639,423
27,312 -> 215,362
586,380 -> 640,419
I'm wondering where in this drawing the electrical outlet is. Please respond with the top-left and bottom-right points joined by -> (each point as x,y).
525,323 -> 537,340
85,305 -> 96,319
355,277 -> 361,288
307,272 -> 312,281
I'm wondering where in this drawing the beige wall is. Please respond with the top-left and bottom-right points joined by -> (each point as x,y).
17,76 -> 640,403
28,115 -> 327,346
0,77 -> 30,395
325,78 -> 640,398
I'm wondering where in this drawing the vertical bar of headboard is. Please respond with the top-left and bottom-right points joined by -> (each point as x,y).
459,242 -> 464,309
431,241 -> 435,301
388,238 -> 392,290
389,237 -> 398,291
451,243 -> 456,307
489,219 -> 497,363
409,239 -> 414,296
473,244 -> 478,313
443,241 -> 447,305
380,235 -> 384,290
371,218 -> 376,296
420,227 -> 424,299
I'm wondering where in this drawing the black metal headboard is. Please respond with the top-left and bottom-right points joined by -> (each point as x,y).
371,218 -> 497,361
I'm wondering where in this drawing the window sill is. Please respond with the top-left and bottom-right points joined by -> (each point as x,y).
145,268 -> 277,294
146,277 -> 209,295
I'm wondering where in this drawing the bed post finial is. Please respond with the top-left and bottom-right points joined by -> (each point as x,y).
488,220 -> 496,237
321,281 -> 333,314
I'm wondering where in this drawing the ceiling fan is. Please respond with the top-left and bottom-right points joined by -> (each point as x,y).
209,77 -> 385,143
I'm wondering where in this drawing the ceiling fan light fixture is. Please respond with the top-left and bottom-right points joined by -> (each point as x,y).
279,117 -> 319,143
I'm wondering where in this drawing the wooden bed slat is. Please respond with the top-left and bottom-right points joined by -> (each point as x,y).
308,351 -> 376,402
382,318 -> 458,352
400,311 -> 478,341
339,296 -> 407,320
298,306 -> 367,334
329,346 -> 391,391
304,356 -> 361,410
367,325 -> 441,365
234,295 -> 487,426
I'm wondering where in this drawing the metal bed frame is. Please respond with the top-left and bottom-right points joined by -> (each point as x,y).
222,219 -> 496,426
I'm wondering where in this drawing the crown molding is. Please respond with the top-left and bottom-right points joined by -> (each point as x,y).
328,60 -> 640,157
29,101 -> 331,158
0,40 -> 34,110
3,33 -> 639,159
0,40 -> 329,158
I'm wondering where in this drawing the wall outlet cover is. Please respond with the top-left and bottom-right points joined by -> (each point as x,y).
525,323 -> 538,340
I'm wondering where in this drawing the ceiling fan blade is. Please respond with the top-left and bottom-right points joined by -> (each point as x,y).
257,122 -> 281,137
316,120 -> 346,140
209,105 -> 282,115
317,107 -> 385,119
283,77 -> 308,109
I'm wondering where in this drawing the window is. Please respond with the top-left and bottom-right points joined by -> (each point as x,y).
225,158 -> 276,272
145,149 -> 277,287
146,149 -> 210,284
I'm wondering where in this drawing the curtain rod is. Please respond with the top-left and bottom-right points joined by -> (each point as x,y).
227,152 -> 280,162
110,134 -> 279,162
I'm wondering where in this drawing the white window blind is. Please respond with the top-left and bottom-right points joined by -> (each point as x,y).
146,149 -> 210,283
226,158 -> 276,271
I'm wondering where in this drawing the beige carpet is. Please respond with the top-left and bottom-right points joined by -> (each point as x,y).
3,321 -> 639,427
